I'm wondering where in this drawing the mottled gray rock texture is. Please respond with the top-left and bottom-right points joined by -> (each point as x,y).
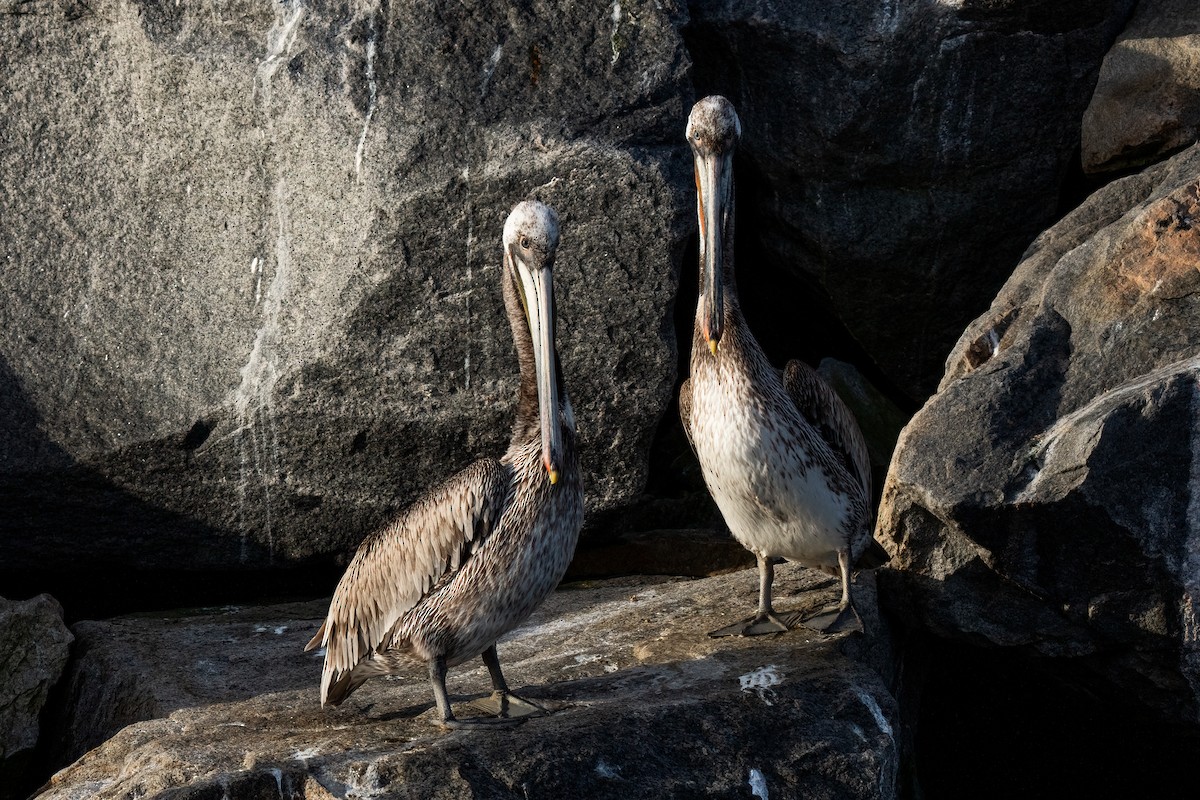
38,565 -> 897,799
1082,0 -> 1200,173
685,0 -> 1134,398
876,143 -> 1200,727
0,0 -> 691,575
0,595 -> 73,800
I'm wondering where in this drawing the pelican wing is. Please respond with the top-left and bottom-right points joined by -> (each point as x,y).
305,457 -> 510,705
783,359 -> 871,499
679,377 -> 695,453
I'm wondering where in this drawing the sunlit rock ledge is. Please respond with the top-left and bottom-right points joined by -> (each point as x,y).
38,564 -> 897,800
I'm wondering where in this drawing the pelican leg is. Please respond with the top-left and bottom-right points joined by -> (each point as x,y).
470,645 -> 544,720
431,652 -> 527,730
428,656 -> 458,727
801,548 -> 863,634
709,554 -> 791,637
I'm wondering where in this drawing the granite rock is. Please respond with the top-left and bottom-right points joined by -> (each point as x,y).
685,0 -> 1134,397
1082,0 -> 1200,173
0,0 -> 691,577
877,143 -> 1200,727
0,594 -> 73,800
39,565 -> 897,799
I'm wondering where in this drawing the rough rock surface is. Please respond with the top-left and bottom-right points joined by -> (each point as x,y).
685,0 -> 1134,397
0,595 -> 73,800
1082,0 -> 1200,173
39,565 -> 897,799
0,0 -> 690,576
876,143 -> 1200,727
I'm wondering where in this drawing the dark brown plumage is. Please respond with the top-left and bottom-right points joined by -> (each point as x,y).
306,201 -> 583,727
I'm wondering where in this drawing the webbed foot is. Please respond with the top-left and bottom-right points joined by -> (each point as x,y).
801,603 -> 862,634
469,691 -> 546,719
437,713 -> 526,730
708,611 -> 790,638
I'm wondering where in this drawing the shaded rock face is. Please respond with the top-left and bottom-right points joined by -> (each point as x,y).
876,143 -> 1200,727
0,0 -> 690,576
0,595 -> 73,800
38,565 -> 898,800
684,0 -> 1134,398
1082,0 -> 1200,174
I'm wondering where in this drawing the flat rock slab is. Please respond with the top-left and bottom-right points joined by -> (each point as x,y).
40,565 -> 897,800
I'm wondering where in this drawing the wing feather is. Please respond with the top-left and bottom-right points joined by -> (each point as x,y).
305,457 -> 509,705
678,377 -> 696,454
783,359 -> 871,500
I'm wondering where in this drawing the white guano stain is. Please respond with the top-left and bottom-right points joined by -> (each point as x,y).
739,665 -> 782,705
480,44 -> 503,98
354,16 -> 379,181
235,3 -> 306,565
255,1 -> 304,108
610,1 -> 623,64
749,768 -> 769,799
233,182 -> 291,563
853,686 -> 894,742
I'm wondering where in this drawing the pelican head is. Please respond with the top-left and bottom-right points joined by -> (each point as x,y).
686,95 -> 741,356
503,200 -> 563,485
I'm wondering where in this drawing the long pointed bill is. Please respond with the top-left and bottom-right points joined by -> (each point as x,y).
695,149 -> 731,355
518,258 -> 563,485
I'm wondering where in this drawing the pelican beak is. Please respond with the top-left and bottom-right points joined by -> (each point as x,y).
695,146 -> 732,355
513,247 -> 563,486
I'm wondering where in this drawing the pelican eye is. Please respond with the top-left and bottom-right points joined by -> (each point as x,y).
520,236 -> 531,250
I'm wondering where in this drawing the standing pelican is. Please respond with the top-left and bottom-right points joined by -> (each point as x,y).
679,96 -> 886,636
305,200 -> 583,727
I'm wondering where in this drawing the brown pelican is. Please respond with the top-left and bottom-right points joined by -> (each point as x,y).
678,96 -> 886,636
305,200 -> 583,727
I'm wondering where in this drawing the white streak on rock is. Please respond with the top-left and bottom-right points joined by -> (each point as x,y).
854,686 -> 894,742
234,182 -> 292,563
355,17 -> 379,182
480,44 -> 503,98
255,1 -> 305,108
739,665 -> 782,705
250,256 -> 263,304
610,1 -> 623,64
749,768 -> 769,799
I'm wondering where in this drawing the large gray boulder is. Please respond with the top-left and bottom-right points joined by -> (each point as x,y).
1082,0 -> 1200,173
0,595 -> 73,800
38,565 -> 898,799
876,142 -> 1200,726
685,0 -> 1134,397
0,0 -> 690,575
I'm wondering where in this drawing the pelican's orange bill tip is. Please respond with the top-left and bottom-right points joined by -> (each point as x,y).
547,467 -> 560,485
708,339 -> 719,356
